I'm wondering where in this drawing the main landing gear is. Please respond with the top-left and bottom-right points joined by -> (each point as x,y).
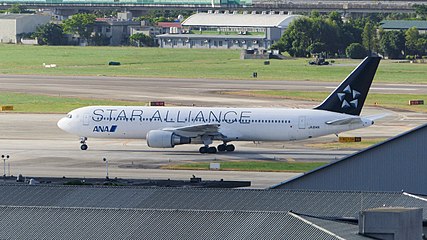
80,137 -> 88,150
199,143 -> 235,154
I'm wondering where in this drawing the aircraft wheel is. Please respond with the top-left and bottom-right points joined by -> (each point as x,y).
80,144 -> 88,151
217,144 -> 226,152
226,144 -> 235,152
199,146 -> 208,154
208,147 -> 217,154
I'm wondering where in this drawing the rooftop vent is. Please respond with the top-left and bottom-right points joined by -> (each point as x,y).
359,207 -> 422,240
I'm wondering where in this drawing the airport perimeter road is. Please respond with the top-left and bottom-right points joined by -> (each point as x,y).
1,75 -> 427,107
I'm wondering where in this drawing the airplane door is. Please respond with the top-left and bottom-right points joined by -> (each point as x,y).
83,114 -> 90,126
298,116 -> 306,129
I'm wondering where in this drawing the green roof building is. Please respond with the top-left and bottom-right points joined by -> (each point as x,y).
380,20 -> 427,33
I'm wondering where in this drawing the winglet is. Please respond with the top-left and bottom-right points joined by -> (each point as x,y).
314,56 -> 381,116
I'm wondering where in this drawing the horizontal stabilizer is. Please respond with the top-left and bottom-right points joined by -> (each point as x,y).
326,117 -> 362,125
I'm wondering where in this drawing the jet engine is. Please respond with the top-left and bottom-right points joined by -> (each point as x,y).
146,130 -> 191,148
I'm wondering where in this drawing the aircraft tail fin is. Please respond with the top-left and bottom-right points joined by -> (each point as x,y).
314,56 -> 381,116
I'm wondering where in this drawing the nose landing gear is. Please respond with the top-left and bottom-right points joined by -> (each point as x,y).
80,137 -> 88,150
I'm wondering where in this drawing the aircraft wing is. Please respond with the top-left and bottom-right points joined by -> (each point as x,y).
326,117 -> 363,125
162,123 -> 221,138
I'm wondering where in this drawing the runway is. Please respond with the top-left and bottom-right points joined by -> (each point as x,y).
0,75 -> 426,188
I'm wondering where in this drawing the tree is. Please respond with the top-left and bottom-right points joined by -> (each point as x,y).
418,37 -> 427,56
327,11 -> 343,27
62,13 -> 96,44
33,23 -> 65,45
414,4 -> 427,20
314,17 -> 340,56
130,33 -> 156,47
308,42 -> 326,54
346,43 -> 367,59
379,31 -> 405,59
134,10 -> 194,24
405,27 -> 420,56
7,4 -> 28,13
274,17 -> 314,57
362,20 -> 378,54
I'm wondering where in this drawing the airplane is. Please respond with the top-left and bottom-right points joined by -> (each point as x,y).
58,56 -> 382,154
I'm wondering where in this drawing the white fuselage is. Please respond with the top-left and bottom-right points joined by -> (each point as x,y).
57,106 -> 373,143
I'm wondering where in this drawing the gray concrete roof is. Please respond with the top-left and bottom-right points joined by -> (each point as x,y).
1,184 -> 427,219
0,205 -> 364,240
301,215 -> 366,240
273,123 -> 427,194
3,184 -> 423,239
182,13 -> 300,28
0,14 -> 41,19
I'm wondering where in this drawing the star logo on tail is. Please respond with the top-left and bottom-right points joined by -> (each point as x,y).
337,85 -> 361,109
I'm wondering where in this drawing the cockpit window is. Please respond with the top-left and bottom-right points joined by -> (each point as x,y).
67,114 -> 72,118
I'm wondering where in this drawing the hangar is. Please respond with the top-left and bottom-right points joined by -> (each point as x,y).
157,12 -> 300,49
0,184 -> 426,239
273,123 -> 427,195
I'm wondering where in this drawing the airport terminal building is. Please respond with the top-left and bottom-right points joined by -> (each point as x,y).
157,12 -> 300,49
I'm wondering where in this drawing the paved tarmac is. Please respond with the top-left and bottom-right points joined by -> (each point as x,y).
0,75 -> 426,188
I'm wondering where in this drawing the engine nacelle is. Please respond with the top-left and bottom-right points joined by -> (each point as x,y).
146,130 -> 191,148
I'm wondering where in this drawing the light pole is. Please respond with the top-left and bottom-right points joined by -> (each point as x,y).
2,155 -> 9,177
103,158 -> 109,180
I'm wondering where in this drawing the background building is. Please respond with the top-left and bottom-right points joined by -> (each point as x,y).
0,14 -> 50,43
94,18 -> 140,46
158,12 -> 300,49
380,20 -> 427,33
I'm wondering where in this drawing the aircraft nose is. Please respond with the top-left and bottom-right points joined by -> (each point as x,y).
57,117 -> 70,131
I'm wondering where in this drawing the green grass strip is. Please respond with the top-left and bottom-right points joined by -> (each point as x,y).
162,161 -> 328,172
306,138 -> 386,150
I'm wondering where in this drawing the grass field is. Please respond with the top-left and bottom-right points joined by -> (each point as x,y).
1,45 -> 427,83
0,92 -> 147,113
306,138 -> 386,150
230,90 -> 427,113
162,161 -> 328,172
